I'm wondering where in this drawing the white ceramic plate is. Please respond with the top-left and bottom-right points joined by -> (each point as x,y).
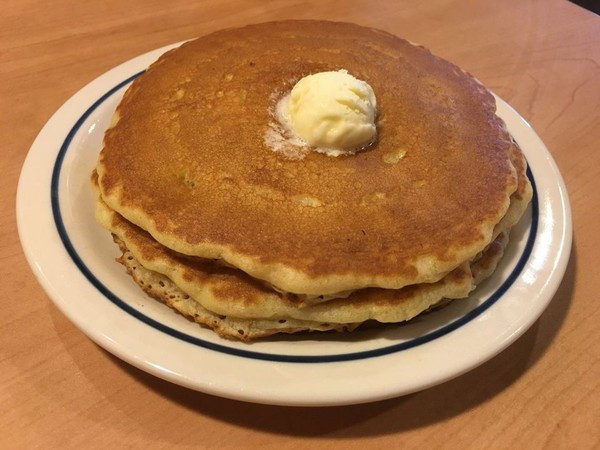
17,43 -> 572,407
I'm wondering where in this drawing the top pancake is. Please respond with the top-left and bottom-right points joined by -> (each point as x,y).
97,20 -> 518,296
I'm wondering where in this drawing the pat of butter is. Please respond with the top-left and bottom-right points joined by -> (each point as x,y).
284,70 -> 377,153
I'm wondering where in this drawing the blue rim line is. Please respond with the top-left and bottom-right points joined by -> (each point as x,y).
51,72 -> 539,363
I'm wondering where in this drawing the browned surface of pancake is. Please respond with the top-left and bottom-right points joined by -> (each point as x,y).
97,20 -> 519,295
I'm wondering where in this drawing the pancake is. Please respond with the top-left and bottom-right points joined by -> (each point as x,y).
96,20 -> 519,297
94,169 -> 515,341
95,194 -> 475,323
114,238 -> 361,340
98,198 -> 509,340
493,139 -> 532,236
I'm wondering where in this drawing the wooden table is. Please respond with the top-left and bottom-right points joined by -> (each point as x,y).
2,0 -> 599,447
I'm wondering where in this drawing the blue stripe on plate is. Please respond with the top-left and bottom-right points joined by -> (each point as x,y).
51,73 -> 538,363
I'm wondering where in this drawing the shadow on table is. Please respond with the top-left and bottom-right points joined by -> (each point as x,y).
84,242 -> 577,438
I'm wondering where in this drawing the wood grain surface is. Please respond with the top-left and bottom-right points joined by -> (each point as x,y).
1,0 -> 599,448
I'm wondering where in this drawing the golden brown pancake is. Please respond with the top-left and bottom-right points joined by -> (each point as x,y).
97,198 -> 509,340
91,129 -> 529,340
95,194 -> 477,324
96,20 -> 519,296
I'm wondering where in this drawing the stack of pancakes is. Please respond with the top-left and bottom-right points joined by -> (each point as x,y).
93,21 -> 532,341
